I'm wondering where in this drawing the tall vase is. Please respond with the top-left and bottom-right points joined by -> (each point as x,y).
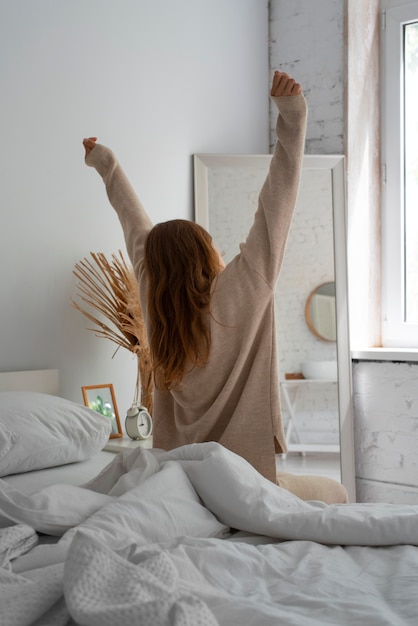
134,352 -> 154,416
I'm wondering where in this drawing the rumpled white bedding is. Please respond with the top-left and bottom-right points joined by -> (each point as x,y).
1,442 -> 418,625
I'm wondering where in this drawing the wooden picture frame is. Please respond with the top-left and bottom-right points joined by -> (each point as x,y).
81,383 -> 123,438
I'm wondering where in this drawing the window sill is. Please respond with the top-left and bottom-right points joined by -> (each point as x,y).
351,348 -> 418,362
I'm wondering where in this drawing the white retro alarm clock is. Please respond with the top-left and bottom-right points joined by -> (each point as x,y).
125,402 -> 153,440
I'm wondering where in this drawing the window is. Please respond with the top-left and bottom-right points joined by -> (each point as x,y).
382,2 -> 418,347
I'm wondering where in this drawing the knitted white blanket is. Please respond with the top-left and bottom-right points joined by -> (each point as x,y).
0,524 -> 38,570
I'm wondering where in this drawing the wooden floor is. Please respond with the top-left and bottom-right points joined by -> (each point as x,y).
276,452 -> 341,483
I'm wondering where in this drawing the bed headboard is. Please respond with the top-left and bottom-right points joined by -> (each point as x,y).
0,369 -> 59,395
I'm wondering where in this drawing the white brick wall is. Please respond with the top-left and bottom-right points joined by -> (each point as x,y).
268,1 -> 343,445
269,0 -> 344,153
353,360 -> 418,503
269,1 -> 418,503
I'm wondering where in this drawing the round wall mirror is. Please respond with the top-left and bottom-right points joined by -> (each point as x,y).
305,281 -> 336,342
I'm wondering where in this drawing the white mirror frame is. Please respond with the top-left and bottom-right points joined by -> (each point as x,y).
194,154 -> 356,502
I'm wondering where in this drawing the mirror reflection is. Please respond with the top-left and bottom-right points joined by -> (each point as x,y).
305,282 -> 336,342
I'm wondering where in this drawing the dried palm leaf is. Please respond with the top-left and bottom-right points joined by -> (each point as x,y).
72,251 -> 153,414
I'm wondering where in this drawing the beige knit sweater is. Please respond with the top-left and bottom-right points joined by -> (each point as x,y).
86,93 -> 308,483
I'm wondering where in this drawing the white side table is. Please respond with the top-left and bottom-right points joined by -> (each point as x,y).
103,436 -> 153,453
280,379 -> 340,458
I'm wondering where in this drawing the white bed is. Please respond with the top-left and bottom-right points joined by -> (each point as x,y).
1,370 -> 418,625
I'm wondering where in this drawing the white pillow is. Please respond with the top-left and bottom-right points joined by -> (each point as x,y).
0,391 -> 111,477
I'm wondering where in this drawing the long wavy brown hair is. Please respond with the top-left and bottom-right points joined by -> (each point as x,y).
144,219 -> 222,390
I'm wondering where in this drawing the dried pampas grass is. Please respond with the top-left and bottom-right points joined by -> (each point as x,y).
72,251 -> 153,414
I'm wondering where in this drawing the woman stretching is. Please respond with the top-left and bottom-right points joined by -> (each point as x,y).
83,70 -> 348,503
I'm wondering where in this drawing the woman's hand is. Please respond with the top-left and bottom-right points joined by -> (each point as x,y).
83,137 -> 98,157
270,71 -> 302,97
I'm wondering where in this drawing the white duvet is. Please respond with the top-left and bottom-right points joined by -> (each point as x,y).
1,442 -> 418,625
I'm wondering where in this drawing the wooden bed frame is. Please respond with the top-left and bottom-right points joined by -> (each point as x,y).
0,369 -> 59,395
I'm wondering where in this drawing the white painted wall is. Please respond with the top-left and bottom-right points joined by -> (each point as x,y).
0,0 -> 269,416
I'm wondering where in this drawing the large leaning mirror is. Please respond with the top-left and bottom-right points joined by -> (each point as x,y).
194,154 -> 355,501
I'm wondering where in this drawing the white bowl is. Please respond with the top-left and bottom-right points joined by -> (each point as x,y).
301,360 -> 337,380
